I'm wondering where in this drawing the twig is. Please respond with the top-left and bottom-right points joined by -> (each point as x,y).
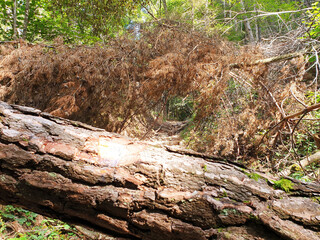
289,111 -> 308,165
290,85 -> 308,108
187,44 -> 199,57
259,81 -> 285,117
282,102 -> 320,120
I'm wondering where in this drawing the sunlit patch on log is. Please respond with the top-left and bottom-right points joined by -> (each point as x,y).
97,136 -> 146,167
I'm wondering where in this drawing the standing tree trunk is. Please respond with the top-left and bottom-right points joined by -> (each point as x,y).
22,0 -> 30,39
0,101 -> 320,240
162,0 -> 168,18
254,5 -> 261,42
12,0 -> 18,39
240,0 -> 254,43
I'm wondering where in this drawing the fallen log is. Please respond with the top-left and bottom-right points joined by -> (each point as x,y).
0,101 -> 320,240
279,151 -> 320,177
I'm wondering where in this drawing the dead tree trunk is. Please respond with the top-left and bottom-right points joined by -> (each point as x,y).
0,101 -> 320,240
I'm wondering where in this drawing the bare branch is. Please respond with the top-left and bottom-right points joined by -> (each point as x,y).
230,44 -> 320,68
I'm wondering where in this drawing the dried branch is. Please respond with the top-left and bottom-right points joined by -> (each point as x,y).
259,102 -> 320,146
290,88 -> 308,108
230,44 -> 320,69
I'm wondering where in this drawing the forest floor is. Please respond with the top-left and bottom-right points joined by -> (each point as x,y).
144,120 -> 188,146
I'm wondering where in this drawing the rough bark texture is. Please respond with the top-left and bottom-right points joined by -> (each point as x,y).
0,101 -> 320,240
22,0 -> 30,39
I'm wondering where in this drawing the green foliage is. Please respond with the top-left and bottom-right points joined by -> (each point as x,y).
0,216 -> 5,234
202,164 -> 207,172
0,0 -> 147,43
0,205 -> 78,239
312,196 -> 320,203
306,91 -> 320,104
217,0 -> 300,41
273,178 -> 294,192
167,96 -> 194,121
146,0 -> 219,35
287,91 -> 320,159
294,132 -> 317,156
0,0 -> 304,43
51,0 -> 145,38
305,2 -> 320,40
222,191 -> 228,198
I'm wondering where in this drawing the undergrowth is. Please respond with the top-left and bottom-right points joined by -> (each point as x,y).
0,205 -> 80,239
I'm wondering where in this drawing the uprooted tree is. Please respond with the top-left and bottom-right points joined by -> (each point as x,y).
0,101 -> 320,240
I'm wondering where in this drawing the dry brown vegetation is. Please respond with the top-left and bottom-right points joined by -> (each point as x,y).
0,25 -> 319,174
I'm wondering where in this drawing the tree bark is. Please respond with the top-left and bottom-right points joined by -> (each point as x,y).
162,0 -> 168,18
0,101 -> 320,240
254,5 -> 261,42
12,0 -> 17,40
240,0 -> 254,43
22,0 -> 30,39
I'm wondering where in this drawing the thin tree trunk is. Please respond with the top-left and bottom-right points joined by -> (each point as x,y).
0,101 -> 320,240
22,0 -> 30,39
254,5 -> 261,42
12,0 -> 17,39
162,0 -> 168,18
240,0 -> 254,43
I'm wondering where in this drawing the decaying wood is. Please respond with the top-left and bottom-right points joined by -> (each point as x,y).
279,151 -> 320,177
0,101 -> 320,240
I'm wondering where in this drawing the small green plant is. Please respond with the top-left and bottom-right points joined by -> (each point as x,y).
312,197 -> 320,203
202,164 -> 207,172
249,213 -> 259,220
305,2 -> 320,40
0,205 -> 79,239
0,216 -> 5,234
273,178 -> 294,193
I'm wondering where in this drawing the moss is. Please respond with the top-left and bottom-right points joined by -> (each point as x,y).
48,172 -> 57,178
245,172 -> 261,181
249,213 -> 259,220
290,163 -> 301,172
220,208 -> 239,216
222,191 -> 228,197
312,197 -> 320,203
273,178 -> 294,193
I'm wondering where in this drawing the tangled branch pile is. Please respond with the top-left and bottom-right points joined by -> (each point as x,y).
0,25 -> 318,172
